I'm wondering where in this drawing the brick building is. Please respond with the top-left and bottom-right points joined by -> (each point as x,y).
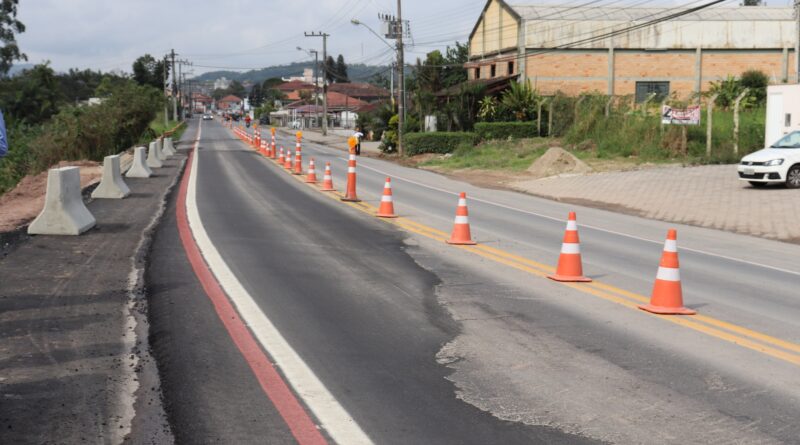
466,1 -> 796,100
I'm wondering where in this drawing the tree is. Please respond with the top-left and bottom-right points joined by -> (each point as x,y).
0,63 -> 63,124
248,83 -> 263,107
335,54 -> 349,83
228,80 -> 246,98
500,79 -> 538,121
0,0 -> 25,76
740,69 -> 769,105
324,56 -> 336,84
132,54 -> 169,89
262,77 -> 284,90
441,42 -> 468,88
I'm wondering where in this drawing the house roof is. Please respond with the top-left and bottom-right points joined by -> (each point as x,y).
434,74 -> 518,97
507,4 -> 793,21
275,80 -> 315,91
325,91 -> 368,108
218,95 -> 243,103
328,82 -> 390,99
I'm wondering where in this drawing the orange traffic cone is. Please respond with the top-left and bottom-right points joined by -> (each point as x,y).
376,177 -> 397,218
446,192 -> 476,245
639,229 -> 696,315
548,212 -> 591,282
277,147 -> 285,165
260,139 -> 268,156
305,158 -> 318,183
284,148 -> 293,169
293,142 -> 303,175
320,162 -> 336,191
270,136 -> 277,159
340,151 -> 360,202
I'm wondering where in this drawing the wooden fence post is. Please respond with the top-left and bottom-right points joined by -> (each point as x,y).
548,99 -> 554,137
574,95 -> 585,124
605,96 -> 614,118
733,88 -> 749,156
706,94 -> 718,158
537,99 -> 546,137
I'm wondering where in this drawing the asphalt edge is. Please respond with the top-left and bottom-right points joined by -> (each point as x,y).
119,154 -> 187,444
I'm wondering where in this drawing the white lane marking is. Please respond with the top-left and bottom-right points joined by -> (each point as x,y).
188,124 -> 373,445
319,153 -> 800,278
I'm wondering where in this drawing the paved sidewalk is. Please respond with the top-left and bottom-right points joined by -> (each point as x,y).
512,165 -> 800,242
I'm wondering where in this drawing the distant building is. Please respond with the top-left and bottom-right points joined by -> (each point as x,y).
214,77 -> 232,90
217,94 -> 243,112
282,68 -> 323,86
192,93 -> 214,113
328,82 -> 390,103
467,1 -> 796,99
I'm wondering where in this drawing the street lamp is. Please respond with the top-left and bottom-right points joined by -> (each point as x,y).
297,46 -> 321,128
352,18 -> 404,155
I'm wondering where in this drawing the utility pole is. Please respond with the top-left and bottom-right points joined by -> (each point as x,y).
396,0 -> 405,156
170,49 -> 178,122
163,55 -> 169,127
305,32 -> 329,135
796,0 -> 800,83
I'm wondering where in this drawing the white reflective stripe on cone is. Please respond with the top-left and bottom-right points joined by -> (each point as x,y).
656,267 -> 681,282
664,239 -> 677,253
349,155 -> 356,161
323,175 -> 332,180
454,215 -> 469,224
560,243 -> 581,254
457,199 -> 467,206
348,167 -> 356,173
381,195 -> 393,202
384,183 -> 392,189
566,220 -> 577,231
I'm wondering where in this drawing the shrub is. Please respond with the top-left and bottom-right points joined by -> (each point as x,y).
474,121 -> 538,140
404,132 -> 478,155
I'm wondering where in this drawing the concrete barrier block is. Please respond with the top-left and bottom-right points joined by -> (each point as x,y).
28,167 -> 96,235
147,141 -> 163,168
92,155 -> 131,199
156,138 -> 167,160
162,137 -> 176,156
126,146 -> 152,178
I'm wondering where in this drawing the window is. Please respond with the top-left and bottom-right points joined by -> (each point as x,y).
507,61 -> 514,75
474,67 -> 480,79
635,81 -> 669,103
785,113 -> 792,127
490,64 -> 496,77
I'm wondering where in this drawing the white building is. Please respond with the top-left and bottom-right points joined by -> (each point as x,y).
214,77 -> 232,90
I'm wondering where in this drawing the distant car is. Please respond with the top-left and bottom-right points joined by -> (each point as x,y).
290,120 -> 301,129
202,114 -> 213,120
738,130 -> 800,188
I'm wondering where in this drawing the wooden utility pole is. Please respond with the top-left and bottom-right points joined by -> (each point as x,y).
170,49 -> 178,122
396,0 -> 405,156
163,55 -> 169,127
305,32 -> 329,135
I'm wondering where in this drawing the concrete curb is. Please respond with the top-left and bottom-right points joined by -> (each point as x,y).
162,137 -> 177,157
27,166 -> 96,235
127,146 -> 153,178
92,155 -> 131,199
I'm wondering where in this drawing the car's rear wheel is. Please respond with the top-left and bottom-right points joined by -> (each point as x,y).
749,181 -> 767,188
787,165 -> 800,189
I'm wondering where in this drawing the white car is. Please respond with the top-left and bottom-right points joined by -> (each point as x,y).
738,131 -> 800,188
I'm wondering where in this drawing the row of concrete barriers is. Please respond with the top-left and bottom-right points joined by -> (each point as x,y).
27,137 -> 178,235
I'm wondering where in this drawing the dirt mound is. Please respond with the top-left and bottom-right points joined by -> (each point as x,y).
527,146 -> 592,179
0,160 -> 102,233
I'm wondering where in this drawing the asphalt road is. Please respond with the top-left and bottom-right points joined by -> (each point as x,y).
146,119 -> 800,444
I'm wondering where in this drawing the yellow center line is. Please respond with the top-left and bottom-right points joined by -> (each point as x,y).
244,132 -> 800,366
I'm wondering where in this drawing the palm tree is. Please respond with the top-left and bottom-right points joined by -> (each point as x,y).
501,80 -> 537,121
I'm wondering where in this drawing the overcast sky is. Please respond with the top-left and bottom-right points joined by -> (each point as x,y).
15,0 -> 795,78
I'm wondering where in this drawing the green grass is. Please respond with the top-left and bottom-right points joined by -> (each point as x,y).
421,138 -> 551,171
148,111 -> 183,138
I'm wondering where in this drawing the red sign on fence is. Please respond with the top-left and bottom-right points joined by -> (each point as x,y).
661,105 -> 701,125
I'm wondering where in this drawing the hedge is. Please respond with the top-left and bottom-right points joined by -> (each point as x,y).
474,121 -> 538,141
404,132 -> 478,155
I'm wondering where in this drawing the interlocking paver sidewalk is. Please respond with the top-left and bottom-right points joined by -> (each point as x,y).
512,165 -> 800,242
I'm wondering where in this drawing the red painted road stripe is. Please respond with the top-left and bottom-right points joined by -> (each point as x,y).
175,134 -> 328,445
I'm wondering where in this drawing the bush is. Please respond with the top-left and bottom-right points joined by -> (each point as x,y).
404,132 -> 478,155
474,121 -> 538,140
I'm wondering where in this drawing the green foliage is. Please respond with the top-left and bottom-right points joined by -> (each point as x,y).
740,69 -> 769,104
404,132 -> 478,155
335,54 -> 349,83
474,122 -> 538,140
212,80 -> 246,100
0,0 -> 25,76
0,63 -> 64,125
380,114 -> 399,152
0,80 -> 164,194
421,137 -> 550,171
478,96 -> 497,122
499,79 -> 539,121
132,54 -> 169,90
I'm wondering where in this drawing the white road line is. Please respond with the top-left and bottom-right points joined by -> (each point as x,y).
309,150 -> 800,278
187,123 -> 373,445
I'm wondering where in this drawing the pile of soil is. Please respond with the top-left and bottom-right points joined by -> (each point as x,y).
0,160 -> 102,233
527,146 -> 593,179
